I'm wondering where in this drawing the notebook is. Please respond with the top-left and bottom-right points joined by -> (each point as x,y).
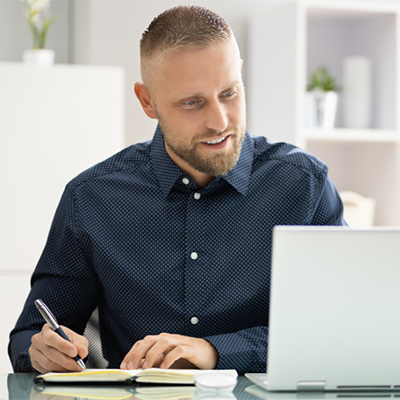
34,368 -> 237,385
246,226 -> 400,392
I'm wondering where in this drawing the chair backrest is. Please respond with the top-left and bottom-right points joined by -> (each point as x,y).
83,307 -> 109,369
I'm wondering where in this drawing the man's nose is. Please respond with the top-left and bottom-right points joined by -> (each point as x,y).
204,101 -> 228,133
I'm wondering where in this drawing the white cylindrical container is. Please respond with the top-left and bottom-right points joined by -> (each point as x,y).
304,90 -> 338,129
22,49 -> 55,66
322,91 -> 338,129
305,91 -> 317,127
342,56 -> 372,129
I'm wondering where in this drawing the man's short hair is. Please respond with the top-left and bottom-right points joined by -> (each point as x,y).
140,5 -> 232,59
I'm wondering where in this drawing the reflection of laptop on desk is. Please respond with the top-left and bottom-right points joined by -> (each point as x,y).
246,226 -> 400,392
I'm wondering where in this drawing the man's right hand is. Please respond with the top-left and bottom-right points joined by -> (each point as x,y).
29,323 -> 88,373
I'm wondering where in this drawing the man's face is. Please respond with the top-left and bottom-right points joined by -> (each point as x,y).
148,39 -> 246,178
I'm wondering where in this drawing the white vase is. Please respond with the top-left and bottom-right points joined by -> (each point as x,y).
22,49 -> 55,66
305,90 -> 338,129
342,57 -> 372,129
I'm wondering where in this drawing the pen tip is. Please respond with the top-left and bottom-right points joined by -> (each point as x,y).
77,359 -> 86,370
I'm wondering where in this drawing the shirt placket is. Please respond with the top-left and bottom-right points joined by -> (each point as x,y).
184,186 -> 204,336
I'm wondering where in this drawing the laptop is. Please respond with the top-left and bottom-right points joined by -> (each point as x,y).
246,226 -> 400,392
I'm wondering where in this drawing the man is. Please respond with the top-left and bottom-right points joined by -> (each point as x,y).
9,5 -> 345,375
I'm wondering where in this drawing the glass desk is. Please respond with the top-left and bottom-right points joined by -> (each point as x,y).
2,373 -> 258,400
4,373 -> 400,400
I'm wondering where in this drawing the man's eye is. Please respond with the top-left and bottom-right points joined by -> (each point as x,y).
186,100 -> 196,106
224,90 -> 237,98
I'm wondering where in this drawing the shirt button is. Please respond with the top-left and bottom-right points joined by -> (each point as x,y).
194,193 -> 201,200
182,178 -> 189,185
190,252 -> 198,260
190,316 -> 199,325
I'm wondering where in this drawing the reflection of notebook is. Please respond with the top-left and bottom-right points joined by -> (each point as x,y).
246,226 -> 400,392
33,384 -> 196,400
33,385 -> 134,400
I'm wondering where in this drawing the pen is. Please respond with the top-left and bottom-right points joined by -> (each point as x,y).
34,299 -> 86,370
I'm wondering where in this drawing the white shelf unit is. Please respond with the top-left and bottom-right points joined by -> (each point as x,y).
304,128 -> 400,143
248,0 -> 400,226
0,62 -> 125,372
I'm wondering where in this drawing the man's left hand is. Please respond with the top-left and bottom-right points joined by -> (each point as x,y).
120,333 -> 219,370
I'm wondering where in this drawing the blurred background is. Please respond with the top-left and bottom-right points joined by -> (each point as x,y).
1,0 -> 400,374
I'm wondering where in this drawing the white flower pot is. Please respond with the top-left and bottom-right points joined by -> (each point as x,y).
22,49 -> 55,66
305,89 -> 338,129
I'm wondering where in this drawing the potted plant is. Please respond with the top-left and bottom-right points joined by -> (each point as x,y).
305,66 -> 340,129
22,0 -> 56,66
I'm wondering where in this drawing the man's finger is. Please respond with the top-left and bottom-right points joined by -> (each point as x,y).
39,341 -> 84,371
159,345 -> 190,369
121,333 -> 219,371
141,336 -> 176,369
30,324 -> 88,373
30,344 -> 78,373
75,343 -> 89,360
120,336 -> 159,369
41,324 -> 79,358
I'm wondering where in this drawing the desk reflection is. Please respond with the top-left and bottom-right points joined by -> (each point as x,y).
7,374 -> 400,400
6,373 -> 244,400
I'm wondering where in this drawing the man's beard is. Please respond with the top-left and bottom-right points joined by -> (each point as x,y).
156,111 -> 246,177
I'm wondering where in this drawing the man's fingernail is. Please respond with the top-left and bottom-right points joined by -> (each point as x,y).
160,363 -> 166,369
142,361 -> 148,368
128,362 -> 134,369
121,362 -> 127,369
69,349 -> 75,356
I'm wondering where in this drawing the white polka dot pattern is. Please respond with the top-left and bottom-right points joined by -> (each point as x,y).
9,126 -> 346,374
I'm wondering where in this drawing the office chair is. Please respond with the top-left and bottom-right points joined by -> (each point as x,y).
83,307 -> 109,369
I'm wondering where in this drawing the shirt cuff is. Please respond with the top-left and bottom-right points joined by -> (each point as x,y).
204,331 -> 262,374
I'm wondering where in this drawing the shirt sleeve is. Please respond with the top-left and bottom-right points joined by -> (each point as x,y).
8,184 -> 99,372
311,175 -> 347,226
204,326 -> 268,374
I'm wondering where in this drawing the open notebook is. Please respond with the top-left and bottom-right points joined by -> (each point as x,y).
34,368 -> 237,385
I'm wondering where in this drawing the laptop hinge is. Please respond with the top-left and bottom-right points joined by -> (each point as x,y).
297,381 -> 326,392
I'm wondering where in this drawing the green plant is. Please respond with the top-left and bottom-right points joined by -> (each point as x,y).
23,0 -> 56,49
307,66 -> 340,92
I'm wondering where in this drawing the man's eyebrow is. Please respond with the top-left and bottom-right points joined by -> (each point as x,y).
174,81 -> 241,101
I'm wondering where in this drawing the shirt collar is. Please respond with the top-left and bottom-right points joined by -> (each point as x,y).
150,125 -> 254,197
222,131 -> 253,196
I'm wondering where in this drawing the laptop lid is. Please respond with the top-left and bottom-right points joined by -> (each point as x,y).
266,226 -> 400,391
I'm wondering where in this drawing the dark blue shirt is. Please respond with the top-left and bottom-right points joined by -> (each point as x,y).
9,126 -> 345,374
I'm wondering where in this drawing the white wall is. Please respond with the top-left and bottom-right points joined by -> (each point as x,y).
0,0 -> 70,63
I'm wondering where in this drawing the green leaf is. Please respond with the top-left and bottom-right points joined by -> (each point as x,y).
40,16 -> 58,48
306,66 -> 340,92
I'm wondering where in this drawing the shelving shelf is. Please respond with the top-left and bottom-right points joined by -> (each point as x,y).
304,128 -> 400,143
249,0 -> 400,226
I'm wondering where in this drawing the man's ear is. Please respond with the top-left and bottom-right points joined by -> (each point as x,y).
134,82 -> 157,119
